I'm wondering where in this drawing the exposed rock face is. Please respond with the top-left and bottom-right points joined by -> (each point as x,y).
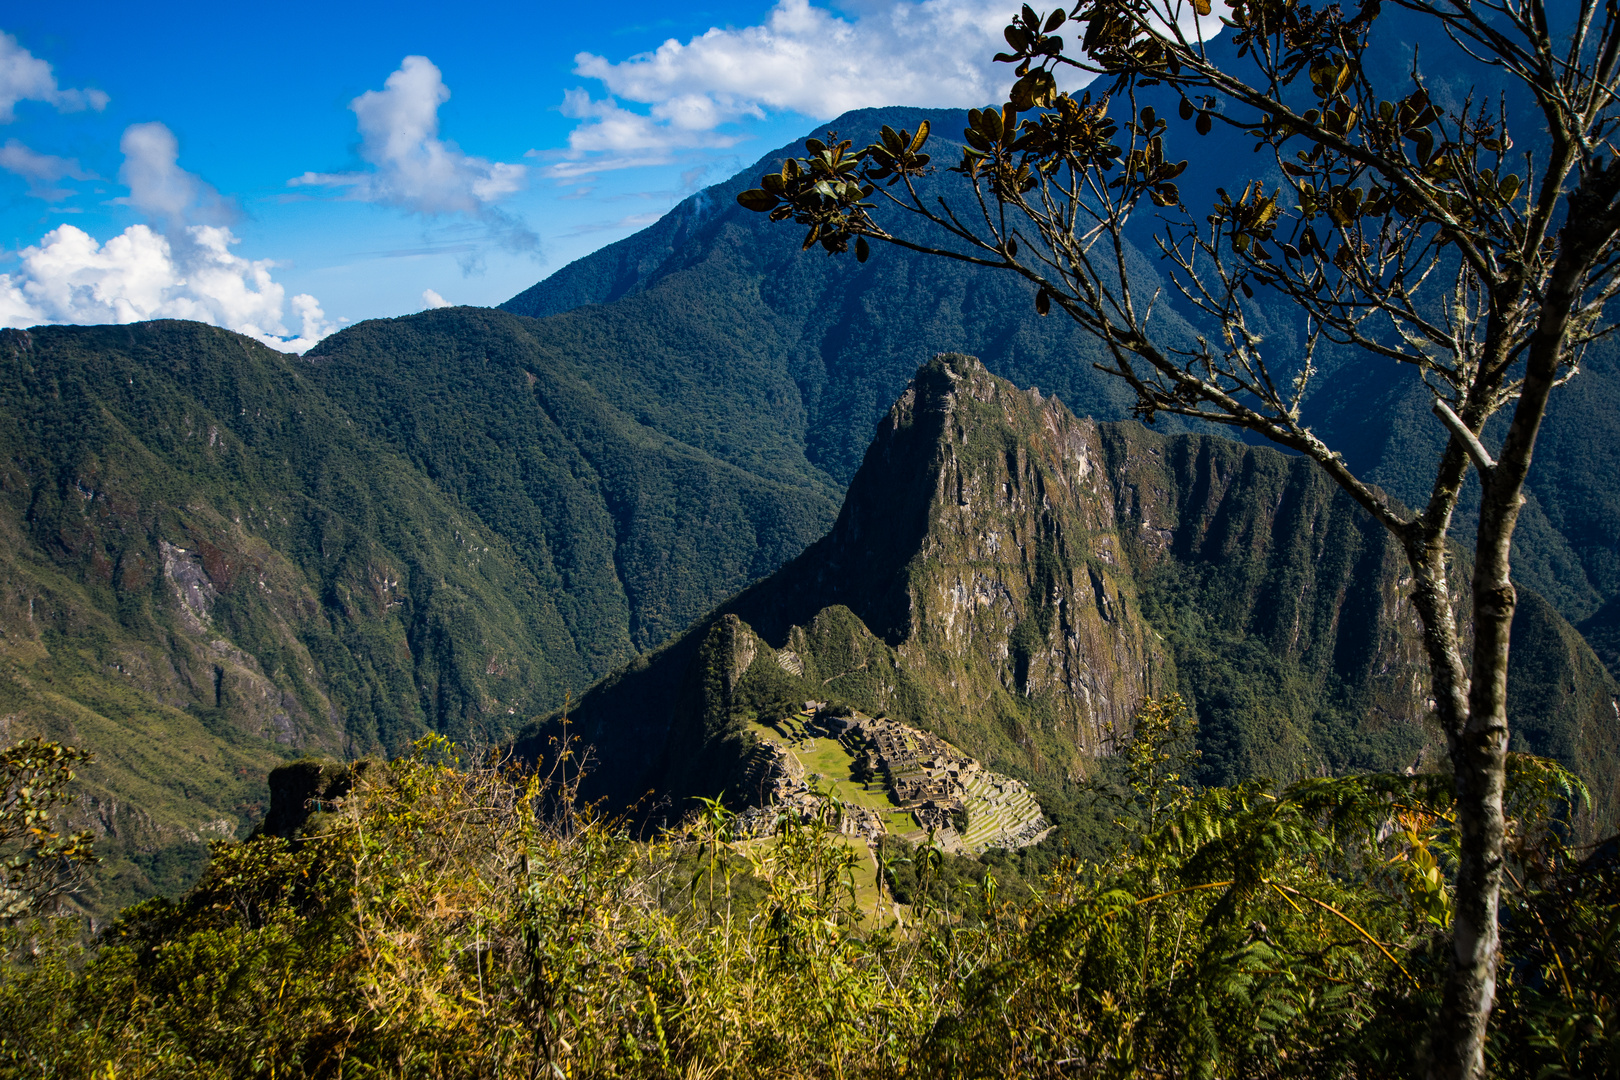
722,356 -> 1172,784
528,356 -> 1173,808
258,759 -> 376,839
1097,422 -> 1440,783
530,354 -> 1618,836
881,362 -> 1163,758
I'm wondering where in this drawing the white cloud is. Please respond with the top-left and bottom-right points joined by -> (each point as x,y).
561,88 -> 743,154
0,30 -> 109,122
0,224 -> 336,353
421,288 -> 450,309
0,138 -> 93,201
117,122 -> 235,228
0,125 -> 337,354
291,56 -> 537,255
557,0 -> 1047,169
541,90 -> 745,179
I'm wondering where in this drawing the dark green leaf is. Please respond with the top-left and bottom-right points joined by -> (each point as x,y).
1011,76 -> 1037,112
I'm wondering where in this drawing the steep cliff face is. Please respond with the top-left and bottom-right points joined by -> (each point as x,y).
1508,591 -> 1620,828
541,355 -> 1619,839
1097,425 -> 1437,782
833,358 -> 1166,767
527,356 -> 1173,809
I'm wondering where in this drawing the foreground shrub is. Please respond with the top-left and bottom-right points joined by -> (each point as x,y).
0,704 -> 1610,1078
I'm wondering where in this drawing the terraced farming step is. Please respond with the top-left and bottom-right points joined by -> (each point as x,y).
743,705 -> 1047,855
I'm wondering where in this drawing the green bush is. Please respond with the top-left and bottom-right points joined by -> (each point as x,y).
0,707 -> 1611,1078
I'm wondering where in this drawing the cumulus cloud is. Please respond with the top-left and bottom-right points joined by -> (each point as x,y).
0,30 -> 108,122
555,0 -> 1047,170
541,89 -> 744,179
291,56 -> 537,255
561,88 -> 742,154
0,124 -> 337,353
117,122 -> 236,228
421,288 -> 451,309
0,138 -> 93,201
0,224 -> 336,352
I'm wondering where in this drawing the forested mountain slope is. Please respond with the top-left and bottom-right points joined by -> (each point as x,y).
503,102 -> 1620,673
503,107 -> 1158,487
0,318 -> 836,911
525,357 -> 1620,842
0,323 -> 572,905
300,308 -> 839,657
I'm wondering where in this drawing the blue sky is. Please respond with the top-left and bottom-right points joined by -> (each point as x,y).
0,0 -> 1027,350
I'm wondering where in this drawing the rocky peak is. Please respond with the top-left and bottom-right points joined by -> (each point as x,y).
824,354 -> 1164,760
546,356 -> 1174,807
537,355 -> 1618,833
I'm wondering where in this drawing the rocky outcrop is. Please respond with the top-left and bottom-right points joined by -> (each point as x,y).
258,758 -> 378,839
528,355 -> 1619,840
522,356 -> 1166,807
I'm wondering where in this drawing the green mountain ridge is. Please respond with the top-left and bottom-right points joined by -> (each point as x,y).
0,317 -> 836,912
525,356 -> 1620,840
502,104 -> 1620,666
503,107 -> 1158,487
1,100 -> 1615,910
301,308 -> 840,656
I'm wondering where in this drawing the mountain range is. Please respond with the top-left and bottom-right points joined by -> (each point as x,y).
1,103 -> 1616,909
521,355 -> 1619,855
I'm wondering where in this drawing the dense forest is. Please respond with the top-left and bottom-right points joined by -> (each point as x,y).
3,0 -> 1620,1072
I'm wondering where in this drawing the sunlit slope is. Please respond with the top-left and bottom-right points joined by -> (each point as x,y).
505,100 -> 1620,674
0,322 -> 587,908
527,357 -> 1620,844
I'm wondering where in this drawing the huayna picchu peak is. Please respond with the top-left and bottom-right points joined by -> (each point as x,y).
521,355 -> 1620,843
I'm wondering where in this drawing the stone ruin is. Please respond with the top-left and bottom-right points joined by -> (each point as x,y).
735,705 -> 1049,855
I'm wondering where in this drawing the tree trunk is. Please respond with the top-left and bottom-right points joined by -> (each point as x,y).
1424,191 -> 1603,1076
